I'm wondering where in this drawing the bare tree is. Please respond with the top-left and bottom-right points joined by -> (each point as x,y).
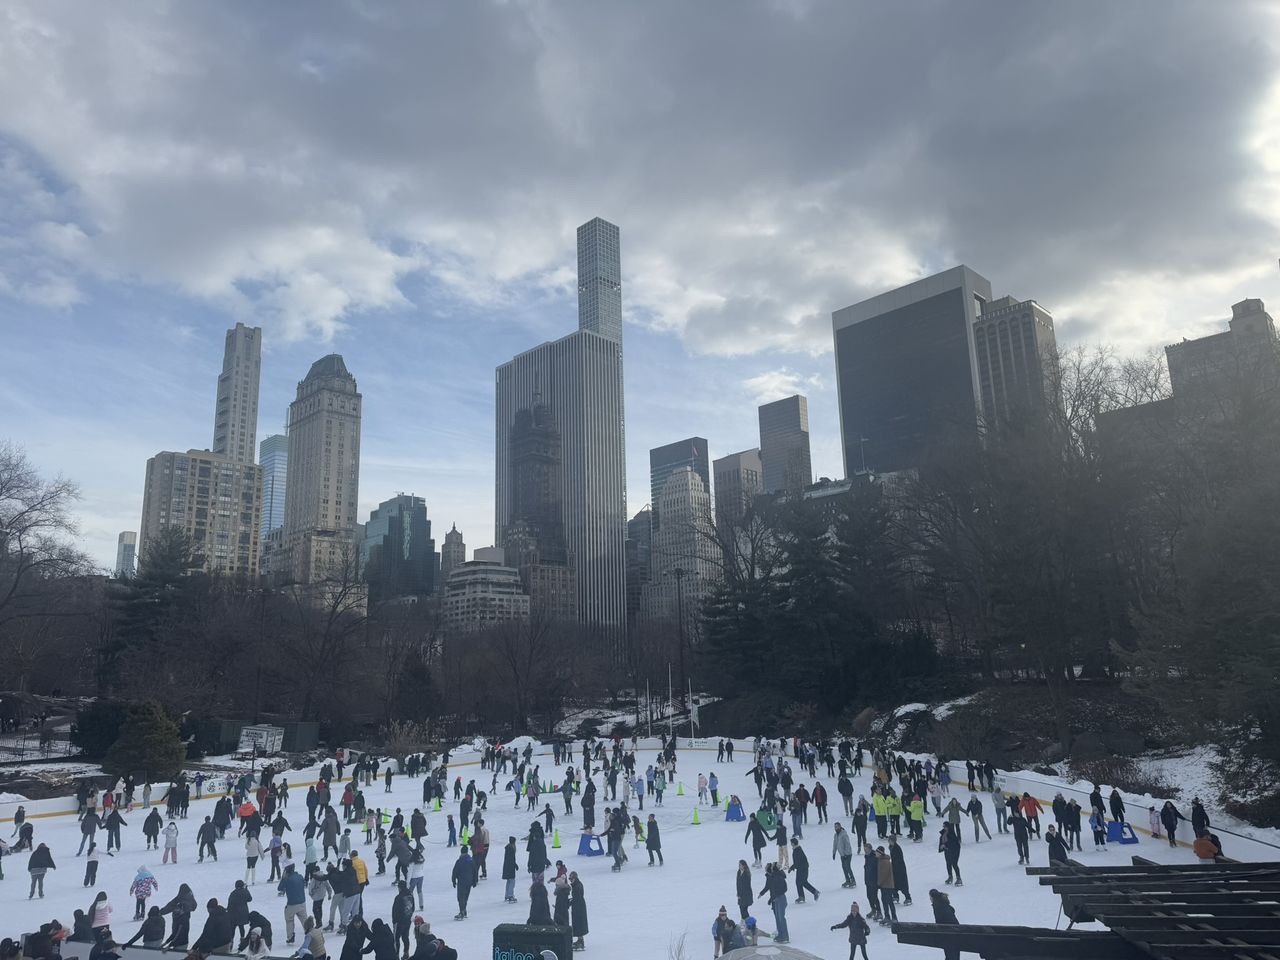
280,545 -> 369,720
0,441 -> 91,627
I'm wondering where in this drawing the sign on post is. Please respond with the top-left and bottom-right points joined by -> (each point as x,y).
237,724 -> 284,754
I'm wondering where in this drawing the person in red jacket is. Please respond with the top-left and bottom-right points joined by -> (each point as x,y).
1019,794 -> 1044,838
812,783 -> 829,824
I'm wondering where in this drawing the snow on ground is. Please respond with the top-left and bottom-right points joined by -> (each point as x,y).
931,695 -> 979,721
0,738 -> 1249,960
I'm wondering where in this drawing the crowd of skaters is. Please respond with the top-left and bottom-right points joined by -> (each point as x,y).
2,732 -> 1229,960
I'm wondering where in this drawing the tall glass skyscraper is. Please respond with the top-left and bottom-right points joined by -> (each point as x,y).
497,217 -> 627,629
259,434 -> 288,537
577,217 -> 622,344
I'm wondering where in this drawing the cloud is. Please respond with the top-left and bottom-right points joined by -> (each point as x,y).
742,367 -> 825,406
0,1 -> 1275,358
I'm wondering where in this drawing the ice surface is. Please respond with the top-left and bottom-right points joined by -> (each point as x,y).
0,739 -> 1264,958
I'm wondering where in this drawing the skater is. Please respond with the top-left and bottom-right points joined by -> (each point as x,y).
875,846 -> 897,923
450,846 -> 476,920
245,834 -> 263,884
1088,810 -> 1108,852
197,815 -> 219,862
83,842 -> 99,887
1010,809 -> 1031,865
735,860 -> 753,921
129,865 -> 159,919
646,813 -> 663,866
278,864 -> 308,944
1108,789 -> 1126,825
965,795 -> 992,842
831,902 -> 871,960
391,882 -> 414,957
1020,793 -> 1044,838
862,843 -> 881,921
889,835 -> 912,906
744,813 -> 769,867
229,880 -> 253,939
938,823 -> 962,886
569,871 -> 588,951
1160,801 -> 1187,848
27,842 -> 54,899
143,809 -> 162,850
788,838 -> 819,903
1048,824 -> 1071,863
757,863 -> 790,944
832,822 -> 856,888
502,837 -> 519,903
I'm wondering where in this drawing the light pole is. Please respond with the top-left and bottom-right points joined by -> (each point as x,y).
859,436 -> 870,475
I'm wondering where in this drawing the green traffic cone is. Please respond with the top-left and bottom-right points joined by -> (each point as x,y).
553,829 -> 561,849
678,782 -> 685,797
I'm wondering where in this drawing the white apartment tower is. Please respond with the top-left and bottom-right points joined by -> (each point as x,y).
212,322 -> 262,465
282,355 -> 363,584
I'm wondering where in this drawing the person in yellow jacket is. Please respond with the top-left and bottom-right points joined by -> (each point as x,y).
349,850 -> 369,917
871,792 -> 888,840
885,792 -> 903,837
907,795 -> 926,842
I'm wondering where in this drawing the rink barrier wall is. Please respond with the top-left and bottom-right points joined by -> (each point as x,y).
2,738 -> 1277,863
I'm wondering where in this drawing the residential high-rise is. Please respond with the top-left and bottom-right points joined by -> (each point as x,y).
973,296 -> 1058,427
259,434 -> 288,537
115,531 -> 137,579
649,438 -> 709,532
138,322 -> 265,577
625,507 -> 652,625
361,494 -> 437,605
713,448 -> 763,526
138,449 -> 262,576
758,395 -> 812,494
496,217 -> 627,629
211,322 -> 262,465
640,467 -> 719,634
439,523 -> 466,584
281,355 -> 362,584
577,217 -> 622,344
832,266 -> 993,476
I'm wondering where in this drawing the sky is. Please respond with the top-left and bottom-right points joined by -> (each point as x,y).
2,0 -> 1279,571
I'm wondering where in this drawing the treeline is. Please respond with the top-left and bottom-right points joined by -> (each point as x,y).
697,345 -> 1280,769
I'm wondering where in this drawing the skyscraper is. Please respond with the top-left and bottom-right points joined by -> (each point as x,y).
138,450 -> 262,576
138,323 -> 264,577
832,266 -> 992,476
577,217 -> 622,344
640,467 -> 718,633
259,434 -> 288,537
496,217 -> 627,629
439,523 -> 466,584
973,296 -> 1058,427
211,322 -> 262,465
712,448 -> 763,526
360,494 -> 437,605
115,531 -> 137,579
281,355 -> 362,584
649,438 -> 709,531
758,395 -> 812,494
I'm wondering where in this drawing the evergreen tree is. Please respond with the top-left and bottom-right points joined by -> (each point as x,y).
102,700 -> 185,780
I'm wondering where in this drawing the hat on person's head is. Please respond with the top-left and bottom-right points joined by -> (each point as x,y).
413,916 -> 424,926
